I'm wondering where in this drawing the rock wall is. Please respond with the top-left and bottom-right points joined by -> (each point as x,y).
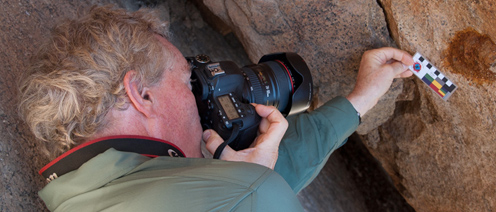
0,1 -> 112,211
201,0 -> 496,211
373,1 -> 496,211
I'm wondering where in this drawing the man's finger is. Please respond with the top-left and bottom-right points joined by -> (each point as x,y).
253,104 -> 288,146
397,70 -> 413,78
376,47 -> 414,66
203,129 -> 234,158
255,104 -> 287,133
389,61 -> 410,77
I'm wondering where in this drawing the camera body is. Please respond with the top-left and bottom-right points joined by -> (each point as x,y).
189,53 -> 313,151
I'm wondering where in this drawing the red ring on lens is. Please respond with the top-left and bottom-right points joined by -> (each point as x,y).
275,60 -> 295,95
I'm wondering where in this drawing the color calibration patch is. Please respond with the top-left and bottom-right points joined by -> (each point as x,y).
408,52 -> 457,100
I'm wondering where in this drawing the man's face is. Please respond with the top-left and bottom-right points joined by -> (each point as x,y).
149,35 -> 203,158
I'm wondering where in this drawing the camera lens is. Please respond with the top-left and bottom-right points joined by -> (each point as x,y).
240,52 -> 312,116
241,60 -> 294,115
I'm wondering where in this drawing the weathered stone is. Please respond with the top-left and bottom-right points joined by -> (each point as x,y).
201,0 -> 402,135
0,1 -> 113,211
372,0 -> 496,211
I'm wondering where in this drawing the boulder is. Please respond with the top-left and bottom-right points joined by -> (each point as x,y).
373,1 -> 496,211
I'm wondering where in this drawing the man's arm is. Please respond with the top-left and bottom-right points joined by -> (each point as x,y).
275,47 -> 414,192
275,96 -> 360,193
346,47 -> 414,116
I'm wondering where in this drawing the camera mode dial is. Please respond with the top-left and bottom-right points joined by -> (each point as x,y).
195,54 -> 211,63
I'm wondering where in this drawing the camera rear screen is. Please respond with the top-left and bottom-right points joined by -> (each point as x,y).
218,95 -> 240,120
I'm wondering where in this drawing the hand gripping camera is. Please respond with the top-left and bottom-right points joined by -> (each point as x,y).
188,52 -> 313,158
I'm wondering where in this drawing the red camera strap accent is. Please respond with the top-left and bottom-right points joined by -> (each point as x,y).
39,135 -> 185,180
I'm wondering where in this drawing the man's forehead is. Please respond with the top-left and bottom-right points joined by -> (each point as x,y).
153,34 -> 188,73
154,34 -> 172,46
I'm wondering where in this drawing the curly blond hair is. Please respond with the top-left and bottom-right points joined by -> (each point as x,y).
19,5 -> 171,160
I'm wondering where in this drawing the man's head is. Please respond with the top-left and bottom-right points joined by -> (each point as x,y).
19,5 -> 202,159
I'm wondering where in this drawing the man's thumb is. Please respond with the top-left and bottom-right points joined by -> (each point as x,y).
390,61 -> 409,77
203,129 -> 226,156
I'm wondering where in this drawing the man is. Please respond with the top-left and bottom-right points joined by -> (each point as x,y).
19,5 -> 413,211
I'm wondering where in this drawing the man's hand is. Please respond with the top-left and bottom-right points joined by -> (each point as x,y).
203,104 -> 288,169
346,47 -> 414,116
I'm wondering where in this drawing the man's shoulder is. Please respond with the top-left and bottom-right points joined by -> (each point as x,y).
120,157 -> 302,211
41,149 -> 303,211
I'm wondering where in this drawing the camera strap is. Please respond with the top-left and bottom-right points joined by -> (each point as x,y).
39,135 -> 185,182
213,123 -> 241,159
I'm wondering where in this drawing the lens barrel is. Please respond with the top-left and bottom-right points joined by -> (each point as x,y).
243,52 -> 312,116
241,61 -> 294,115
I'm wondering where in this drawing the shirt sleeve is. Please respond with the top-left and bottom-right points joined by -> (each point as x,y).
274,96 -> 359,193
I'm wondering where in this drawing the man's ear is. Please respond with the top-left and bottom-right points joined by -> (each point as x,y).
123,71 -> 153,117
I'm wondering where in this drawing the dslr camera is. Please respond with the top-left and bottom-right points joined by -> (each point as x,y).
188,52 -> 313,155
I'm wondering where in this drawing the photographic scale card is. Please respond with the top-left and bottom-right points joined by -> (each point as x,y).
408,52 -> 457,100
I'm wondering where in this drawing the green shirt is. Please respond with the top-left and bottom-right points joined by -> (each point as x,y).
39,97 -> 359,211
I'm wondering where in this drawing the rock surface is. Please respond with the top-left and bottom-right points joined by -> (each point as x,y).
202,0 -> 496,211
0,1 -> 113,211
372,1 -> 496,211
